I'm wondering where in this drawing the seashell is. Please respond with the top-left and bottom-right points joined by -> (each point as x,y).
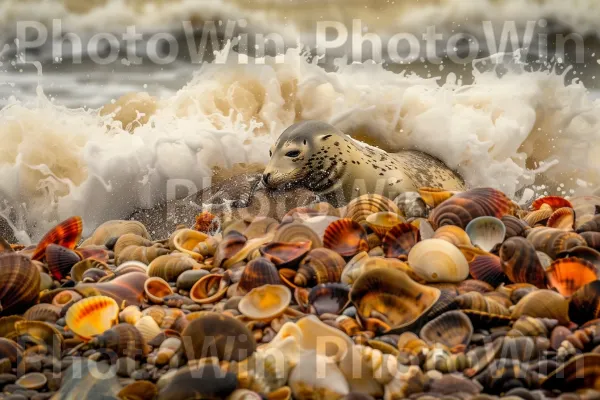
182,312 -> 256,361
238,284 -> 291,320
557,246 -> 600,271
158,363 -> 238,400
527,227 -> 587,259
418,187 -> 455,208
508,316 -> 558,338
274,222 -> 323,249
302,216 -> 341,241
0,337 -> 23,363
169,228 -> 208,260
81,267 -> 110,283
147,254 -> 197,282
582,231 -> 600,251
65,296 -> 119,340
350,268 -> 441,334
458,279 -> 494,294
228,389 -> 262,400
113,233 -> 154,258
76,272 -> 148,306
289,351 -> 349,399
14,320 -> 64,356
308,283 -> 350,315
77,245 -> 111,263
260,241 -> 311,269
214,231 -> 247,268
52,290 -> 82,307
454,291 -> 510,316
89,322 -> 148,358
119,381 -> 158,400
465,216 -> 505,252
119,305 -> 142,325
16,372 -> 47,390
152,337 -> 182,365
424,345 -> 469,373
190,274 -> 229,304
23,304 -> 61,324
499,236 -> 547,288
547,207 -> 576,230
542,353 -> 600,392
407,239 -> 469,283
382,223 -> 420,259
433,225 -> 471,247
460,246 -> 508,288
394,192 -> 427,219
546,257 -> 599,296
54,359 -> 122,399
501,215 -> 530,239
294,248 -> 345,287
568,281 -> 600,325
32,216 -> 83,260
419,310 -> 473,348
176,269 -> 209,291
429,188 -> 515,229
483,291 -> 512,309
523,205 -> 554,227
114,260 -> 147,275
577,214 -> 600,234
70,258 -> 108,283
45,244 -> 81,280
83,220 -> 150,247
0,253 -> 40,316
323,219 -> 369,257
474,358 -> 542,392
237,257 -> 281,295
365,212 -> 406,237
512,289 -> 569,325
532,196 -> 573,211
239,217 -> 279,240
344,194 -> 401,223
135,315 -> 162,343
144,277 -> 173,304
116,244 -> 170,266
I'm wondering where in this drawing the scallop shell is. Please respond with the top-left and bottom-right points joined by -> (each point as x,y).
433,225 -> 472,247
429,188 -> 515,229
532,196 -> 573,211
144,277 -> 174,304
501,215 -> 531,239
308,283 -> 350,315
323,219 -> 369,257
418,187 -> 456,208
116,245 -> 170,266
91,323 -> 148,358
113,233 -> 154,258
419,310 -> 473,348
465,216 -> 505,252
527,227 -> 587,259
382,223 -> 420,259
547,207 -> 575,230
512,290 -> 569,325
237,257 -> 281,295
499,236 -> 547,288
0,253 -> 41,316
350,267 -> 441,334
238,284 -> 291,320
169,228 -> 208,260
294,248 -> 346,287
70,258 -> 109,283
190,274 -> 229,304
459,246 -> 508,288
568,280 -> 600,325
65,296 -> 119,340
546,257 -> 599,297
344,194 -> 401,223
147,254 -> 198,282
260,241 -> 312,269
32,216 -> 83,260
365,212 -> 406,237
83,220 -> 150,247
23,304 -> 61,324
135,315 -> 162,343
407,239 -> 469,283
274,222 -> 323,249
45,244 -> 81,280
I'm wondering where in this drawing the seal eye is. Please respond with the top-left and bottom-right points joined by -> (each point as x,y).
269,150 -> 272,157
285,150 -> 301,158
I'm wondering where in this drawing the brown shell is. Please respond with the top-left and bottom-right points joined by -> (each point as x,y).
365,212 -> 406,237
457,280 -> 494,294
344,194 -> 401,223
460,246 -> 509,288
144,277 -> 173,304
70,258 -> 109,283
582,231 -> 600,251
0,253 -> 41,316
547,207 -> 575,230
237,257 -> 281,295
454,292 -> 510,316
577,214 -> 600,233
119,381 -> 158,400
116,245 -> 170,266
0,337 -> 23,364
527,227 -> 587,259
501,215 -> 531,239
114,233 -> 154,258
83,220 -> 150,246
323,218 -> 369,257
213,231 -> 247,268
542,353 -> 600,391
429,188 -> 515,229
32,216 -> 83,261
508,316 -> 558,338
499,236 -> 547,288
350,267 -> 441,334
23,304 -> 61,324
294,248 -> 346,287
77,246 -> 111,263
147,254 -> 197,282
45,244 -> 81,280
15,320 -> 64,355
546,257 -> 599,297
308,283 -> 350,315
523,206 -> 554,227
90,323 -> 148,358
76,272 -> 148,307
532,196 -> 573,211
382,223 -> 420,259
512,289 -> 569,325
259,241 -> 311,269
419,310 -> 473,348
190,274 -> 229,304
273,222 -> 323,249
568,280 -> 600,325
418,187 -> 456,208
181,312 -> 256,361
557,246 -> 600,270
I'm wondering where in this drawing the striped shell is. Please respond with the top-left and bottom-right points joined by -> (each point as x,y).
547,207 -> 576,230
343,194 -> 401,223
294,248 -> 346,287
418,187 -> 456,208
237,257 -> 281,295
83,220 -> 150,247
501,215 -> 531,239
116,245 -> 169,266
274,222 -> 323,248
419,310 -> 473,348
147,254 -> 197,282
382,223 -> 420,259
527,227 -> 587,259
459,246 -> 508,288
0,253 -> 41,316
323,219 -> 369,257
45,244 -> 81,280
465,216 -> 506,252
90,323 -> 148,358
512,290 -> 569,325
568,281 -> 600,325
499,237 -> 547,289
32,216 -> 83,260
65,296 -> 120,340
113,233 -> 154,258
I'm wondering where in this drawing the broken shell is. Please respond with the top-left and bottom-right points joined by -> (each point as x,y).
365,212 -> 406,237
294,248 -> 346,287
546,257 -> 599,296
324,219 -> 369,257
144,277 -> 174,304
190,274 -> 229,304
65,296 -> 120,340
407,239 -> 469,283
433,225 -> 472,247
260,241 -> 312,269
169,228 -> 208,259
465,216 -> 506,252
289,351 -> 350,400
500,236 -> 547,289
119,305 -> 143,325
382,223 -> 420,259
238,284 -> 291,320
32,216 -> 83,260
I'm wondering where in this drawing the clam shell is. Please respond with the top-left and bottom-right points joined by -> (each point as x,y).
344,194 -> 401,223
238,284 -> 291,320
23,304 -> 61,324
512,289 -> 569,325
350,267 -> 441,334
214,231 -> 247,267
135,315 -> 162,343
144,277 -> 174,304
260,241 -> 311,269
429,188 -> 515,229
169,228 -> 208,260
459,246 -> 508,288
527,227 -> 587,259
365,212 -> 406,237
546,257 -> 599,297
0,253 -> 41,316
323,219 -> 369,257
237,257 -> 281,295
32,216 -> 83,260
294,248 -> 346,287
382,223 -> 420,259
433,225 -> 471,247
418,187 -> 456,208
465,216 -> 505,252
419,310 -> 473,348
65,296 -> 120,340
16,372 -> 47,390
45,244 -> 81,280
407,239 -> 469,283
147,254 -> 198,282
308,283 -> 350,315
568,280 -> 600,325
83,220 -> 150,247
500,236 -> 547,288
190,274 -> 229,304
274,222 -> 323,249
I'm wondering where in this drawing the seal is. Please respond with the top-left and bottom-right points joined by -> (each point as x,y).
262,120 -> 466,204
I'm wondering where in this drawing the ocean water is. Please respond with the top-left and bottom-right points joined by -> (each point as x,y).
2,0 -> 600,242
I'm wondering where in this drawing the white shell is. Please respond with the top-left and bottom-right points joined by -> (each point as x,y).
238,284 -> 291,320
288,351 -> 350,400
407,239 -> 469,283
465,216 -> 506,252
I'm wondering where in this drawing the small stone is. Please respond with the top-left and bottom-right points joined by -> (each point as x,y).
116,357 -> 138,378
5,394 -> 28,400
0,373 -> 17,386
130,369 -> 151,381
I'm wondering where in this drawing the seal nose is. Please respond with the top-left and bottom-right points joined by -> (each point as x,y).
263,173 -> 272,186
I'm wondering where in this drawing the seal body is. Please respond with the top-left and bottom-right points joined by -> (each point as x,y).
263,121 -> 466,204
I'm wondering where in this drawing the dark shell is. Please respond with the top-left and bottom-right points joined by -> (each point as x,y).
90,323 -> 147,358
213,231 -> 247,268
0,253 -> 41,316
45,244 -> 81,281
0,338 -> 23,364
461,247 -> 509,288
501,215 -> 531,239
474,358 -> 542,393
527,227 -> 587,259
577,214 -> 600,233
294,248 -> 346,287
259,241 -> 311,269
582,231 -> 600,251
546,257 -> 599,297
158,363 -> 237,400
323,218 -> 369,257
429,188 -> 515,229
237,257 -> 281,294
557,246 -> 600,270
569,280 -> 600,326
542,353 -> 600,392
382,223 -> 420,259
32,216 -> 83,261
500,237 -> 547,289
23,304 -> 61,324
308,283 -> 350,315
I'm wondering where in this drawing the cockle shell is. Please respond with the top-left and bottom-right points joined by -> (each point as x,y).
419,310 -> 473,349
382,223 -> 420,259
260,241 -> 312,269
65,296 -> 119,340
237,257 -> 281,295
294,248 -> 346,287
323,219 -> 369,257
500,236 -> 547,288
144,277 -> 173,304
23,304 -> 61,324
45,244 -> 81,280
238,284 -> 291,320
465,216 -> 506,252
407,239 -> 469,283
344,194 -> 401,223
169,228 -> 208,260
147,254 -> 198,282
546,257 -> 599,297
527,227 -> 587,259
274,222 -> 323,249
119,305 -> 142,325
32,216 -> 83,260
523,205 -> 554,227
532,196 -> 573,211
0,253 -> 41,316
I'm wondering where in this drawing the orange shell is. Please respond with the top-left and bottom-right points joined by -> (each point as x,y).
259,241 -> 312,268
323,218 -> 368,257
546,257 -> 599,297
418,187 -> 455,208
532,196 -> 573,211
65,295 -> 119,340
32,216 -> 83,261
